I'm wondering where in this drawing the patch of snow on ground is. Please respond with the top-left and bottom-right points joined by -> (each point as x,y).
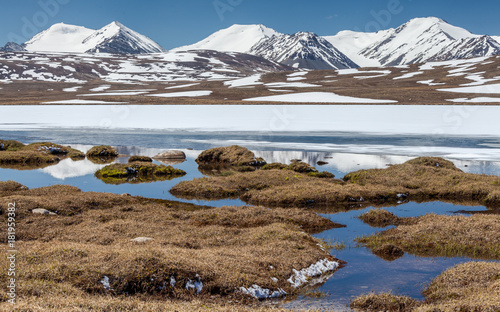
90,85 -> 111,92
460,73 -> 500,86
287,76 -> 306,81
448,66 -> 476,74
185,275 -> 203,294
418,80 -> 445,86
288,259 -> 339,288
338,69 -> 391,78
244,92 -> 397,103
393,71 -> 423,80
100,276 -> 111,291
80,91 -> 149,96
287,72 -> 307,81
268,89 -> 294,92
446,97 -> 500,103
148,90 -> 212,98
224,74 -> 262,88
240,285 -> 287,299
288,72 -> 308,77
437,83 -> 500,94
63,86 -> 82,92
42,99 -> 128,104
264,82 -> 321,88
165,83 -> 200,89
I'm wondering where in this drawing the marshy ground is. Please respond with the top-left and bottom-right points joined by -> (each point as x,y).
1,143 -> 500,311
0,181 -> 343,311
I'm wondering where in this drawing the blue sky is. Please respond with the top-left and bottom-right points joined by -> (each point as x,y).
1,0 -> 499,49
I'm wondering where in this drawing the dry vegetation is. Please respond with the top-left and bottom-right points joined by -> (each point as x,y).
0,181 -> 343,310
196,145 -> 266,167
128,156 -> 153,163
0,140 -> 84,169
351,262 -> 500,312
358,209 -> 410,228
95,161 -> 187,184
172,156 -> 500,209
358,212 -> 500,260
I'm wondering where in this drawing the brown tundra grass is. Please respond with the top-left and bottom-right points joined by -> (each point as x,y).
171,157 -> 500,209
0,140 -> 85,168
0,181 -> 342,311
351,262 -> 500,312
358,212 -> 500,260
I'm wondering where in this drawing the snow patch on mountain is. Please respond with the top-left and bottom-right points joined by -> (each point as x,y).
359,17 -> 477,66
174,24 -> 279,53
323,30 -> 390,67
428,35 -> 500,62
24,22 -> 165,54
83,22 -> 165,54
24,23 -> 95,53
251,32 -> 358,70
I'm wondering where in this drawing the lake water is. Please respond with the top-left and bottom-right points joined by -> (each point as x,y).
1,109 -> 500,311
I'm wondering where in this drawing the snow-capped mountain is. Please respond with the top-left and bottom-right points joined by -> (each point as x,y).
361,17 -> 475,66
323,30 -> 391,67
429,35 -> 500,62
24,23 -> 95,53
173,24 -> 279,53
174,25 -> 357,70
83,21 -> 166,54
24,22 -> 165,54
326,17 -> 482,67
251,32 -> 358,70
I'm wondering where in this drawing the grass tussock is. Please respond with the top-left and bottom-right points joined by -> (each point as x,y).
172,156 -> 500,208
128,156 -> 153,163
350,292 -> 421,311
0,184 -> 341,307
358,209 -> 411,228
95,162 -> 186,184
196,145 -> 266,168
85,145 -> 119,158
0,140 -> 85,168
358,213 -> 500,260
351,262 -> 500,312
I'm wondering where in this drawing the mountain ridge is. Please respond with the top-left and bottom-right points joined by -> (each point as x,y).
23,21 -> 165,54
2,17 -> 500,69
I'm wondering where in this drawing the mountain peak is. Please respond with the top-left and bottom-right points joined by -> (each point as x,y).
173,23 -> 279,53
398,16 -> 473,40
24,21 -> 165,54
251,31 -> 358,70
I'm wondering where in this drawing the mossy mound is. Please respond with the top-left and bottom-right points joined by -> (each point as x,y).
0,141 -> 85,166
196,145 -> 266,167
0,139 -> 24,151
358,209 -> 408,228
128,156 -> 153,163
95,161 -> 186,184
86,145 -> 119,158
